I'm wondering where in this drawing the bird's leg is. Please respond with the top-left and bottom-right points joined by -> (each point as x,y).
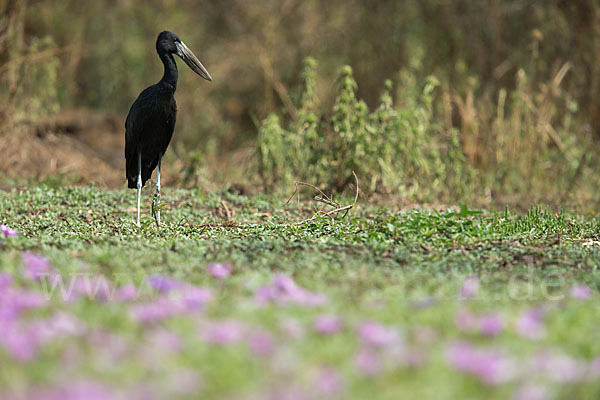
154,156 -> 162,226
136,151 -> 142,228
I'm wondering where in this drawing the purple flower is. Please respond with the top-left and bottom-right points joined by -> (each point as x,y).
147,328 -> 182,353
1,313 -> 82,363
479,313 -> 504,337
515,308 -> 546,340
254,274 -> 327,307
254,285 -> 276,304
21,252 -> 53,282
314,367 -> 345,397
357,321 -> 399,347
130,296 -> 180,323
33,311 -> 86,343
0,288 -> 46,322
148,274 -> 183,293
247,330 -> 274,358
178,286 -> 213,312
455,309 -> 478,332
115,283 -> 138,302
60,275 -> 89,303
85,330 -> 128,362
0,322 -> 40,362
459,275 -> 480,300
513,383 -> 548,400
355,347 -> 381,377
446,341 -> 516,385
0,224 -> 17,238
202,320 -> 245,345
85,274 -> 113,302
314,314 -> 342,335
263,386 -> 311,400
570,285 -> 592,300
56,274 -> 113,303
29,381 -> 114,400
531,350 -> 586,383
0,272 -> 13,289
208,263 -> 232,279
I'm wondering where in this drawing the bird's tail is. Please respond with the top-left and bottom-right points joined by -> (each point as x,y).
126,156 -> 139,189
126,156 -> 153,189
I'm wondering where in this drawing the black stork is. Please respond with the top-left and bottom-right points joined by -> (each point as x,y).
125,31 -> 212,227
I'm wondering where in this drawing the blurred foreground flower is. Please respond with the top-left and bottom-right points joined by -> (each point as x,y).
29,380 -> 115,400
0,224 -> 17,237
314,314 -> 342,335
202,320 -> 245,345
515,308 -> 546,340
0,288 -> 46,322
357,321 -> 399,347
255,274 -> 327,307
130,285 -> 213,323
531,350 -> 588,383
22,252 -> 54,282
479,313 -> 504,337
570,285 -> 591,300
148,274 -> 183,293
208,263 -> 232,279
355,347 -> 382,377
247,330 -> 274,358
0,272 -> 12,289
513,383 -> 548,400
459,275 -> 479,300
0,322 -> 40,361
446,341 -> 516,385
314,367 -> 345,397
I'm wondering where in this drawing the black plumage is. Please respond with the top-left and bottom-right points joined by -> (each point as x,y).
125,83 -> 177,189
124,31 -> 212,226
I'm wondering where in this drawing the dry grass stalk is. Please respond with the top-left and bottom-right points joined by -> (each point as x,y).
286,171 -> 359,225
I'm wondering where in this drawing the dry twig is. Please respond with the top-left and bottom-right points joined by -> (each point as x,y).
288,171 -> 359,225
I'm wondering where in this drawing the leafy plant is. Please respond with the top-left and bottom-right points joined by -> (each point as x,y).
257,59 -> 477,202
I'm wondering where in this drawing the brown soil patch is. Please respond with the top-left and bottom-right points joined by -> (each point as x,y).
0,109 -> 181,188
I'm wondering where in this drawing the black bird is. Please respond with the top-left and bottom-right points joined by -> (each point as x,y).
125,31 -> 212,227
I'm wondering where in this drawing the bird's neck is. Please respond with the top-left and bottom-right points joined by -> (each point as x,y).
159,52 -> 178,91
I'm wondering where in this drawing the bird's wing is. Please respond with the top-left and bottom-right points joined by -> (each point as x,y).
125,87 -> 160,186
124,88 -> 155,162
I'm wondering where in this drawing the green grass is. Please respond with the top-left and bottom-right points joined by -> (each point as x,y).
1,185 -> 600,399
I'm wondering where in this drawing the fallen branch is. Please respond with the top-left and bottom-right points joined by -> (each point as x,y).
290,171 -> 359,225
286,180 -> 340,208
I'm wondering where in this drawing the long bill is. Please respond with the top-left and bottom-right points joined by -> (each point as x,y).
175,41 -> 212,81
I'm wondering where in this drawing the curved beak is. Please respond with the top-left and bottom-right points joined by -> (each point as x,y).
175,41 -> 212,81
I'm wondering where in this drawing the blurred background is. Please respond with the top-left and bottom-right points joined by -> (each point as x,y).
1,0 -> 600,208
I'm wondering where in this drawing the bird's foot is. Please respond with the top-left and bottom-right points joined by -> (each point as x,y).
152,195 -> 163,227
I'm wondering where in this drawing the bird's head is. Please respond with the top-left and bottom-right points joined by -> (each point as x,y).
156,31 -> 212,81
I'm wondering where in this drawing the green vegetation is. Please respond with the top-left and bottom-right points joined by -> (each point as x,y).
2,2 -> 600,398
257,58 -> 594,205
258,60 -> 473,200
1,1 -> 600,206
1,186 -> 600,398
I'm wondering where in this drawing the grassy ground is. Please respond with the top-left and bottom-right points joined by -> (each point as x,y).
1,185 -> 600,399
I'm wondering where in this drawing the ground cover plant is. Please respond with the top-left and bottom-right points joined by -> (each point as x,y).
3,2 -> 600,399
1,185 -> 600,399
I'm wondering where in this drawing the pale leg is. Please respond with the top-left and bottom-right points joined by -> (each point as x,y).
136,151 -> 142,228
155,156 -> 161,225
